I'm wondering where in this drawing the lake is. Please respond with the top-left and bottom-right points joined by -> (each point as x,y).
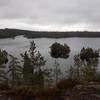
0,36 -> 100,71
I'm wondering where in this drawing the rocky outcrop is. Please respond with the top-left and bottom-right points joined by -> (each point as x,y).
73,83 -> 100,100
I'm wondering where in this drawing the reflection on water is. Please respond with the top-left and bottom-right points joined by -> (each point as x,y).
0,36 -> 100,71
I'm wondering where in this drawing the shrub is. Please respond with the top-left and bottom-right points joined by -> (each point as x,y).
56,78 -> 79,90
8,85 -> 61,100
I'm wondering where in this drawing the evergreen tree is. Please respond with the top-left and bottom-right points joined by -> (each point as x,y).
21,51 -> 34,85
68,47 -> 100,82
0,49 -> 8,84
8,55 -> 23,86
21,41 -> 48,86
33,51 -> 46,86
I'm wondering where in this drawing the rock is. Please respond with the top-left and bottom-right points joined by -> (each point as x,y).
73,83 -> 100,100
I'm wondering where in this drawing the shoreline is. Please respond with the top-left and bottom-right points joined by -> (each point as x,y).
0,29 -> 100,39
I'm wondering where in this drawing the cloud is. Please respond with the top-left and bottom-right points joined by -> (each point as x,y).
0,0 -> 100,31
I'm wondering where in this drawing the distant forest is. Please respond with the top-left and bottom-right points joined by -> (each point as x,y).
0,28 -> 100,39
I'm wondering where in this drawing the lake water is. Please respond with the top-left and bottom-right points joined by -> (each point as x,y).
0,36 -> 100,71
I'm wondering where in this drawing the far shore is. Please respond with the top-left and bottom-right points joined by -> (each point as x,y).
0,28 -> 100,39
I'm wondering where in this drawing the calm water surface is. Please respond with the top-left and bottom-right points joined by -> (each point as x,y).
0,36 -> 100,71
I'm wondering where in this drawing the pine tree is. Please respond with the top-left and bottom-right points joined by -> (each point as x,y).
33,51 -> 46,86
21,41 -> 48,86
8,55 -> 23,86
0,49 -> 8,84
21,51 -> 33,85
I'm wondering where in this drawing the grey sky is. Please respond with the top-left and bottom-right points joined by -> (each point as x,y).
0,0 -> 100,31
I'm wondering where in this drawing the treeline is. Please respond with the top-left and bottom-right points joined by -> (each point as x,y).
0,28 -> 100,39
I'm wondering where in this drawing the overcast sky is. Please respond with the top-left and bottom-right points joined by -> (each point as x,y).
0,0 -> 100,31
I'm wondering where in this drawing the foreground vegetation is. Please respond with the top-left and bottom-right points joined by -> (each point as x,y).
0,41 -> 100,100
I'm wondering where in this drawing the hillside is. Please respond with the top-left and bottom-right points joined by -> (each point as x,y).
0,28 -> 100,39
